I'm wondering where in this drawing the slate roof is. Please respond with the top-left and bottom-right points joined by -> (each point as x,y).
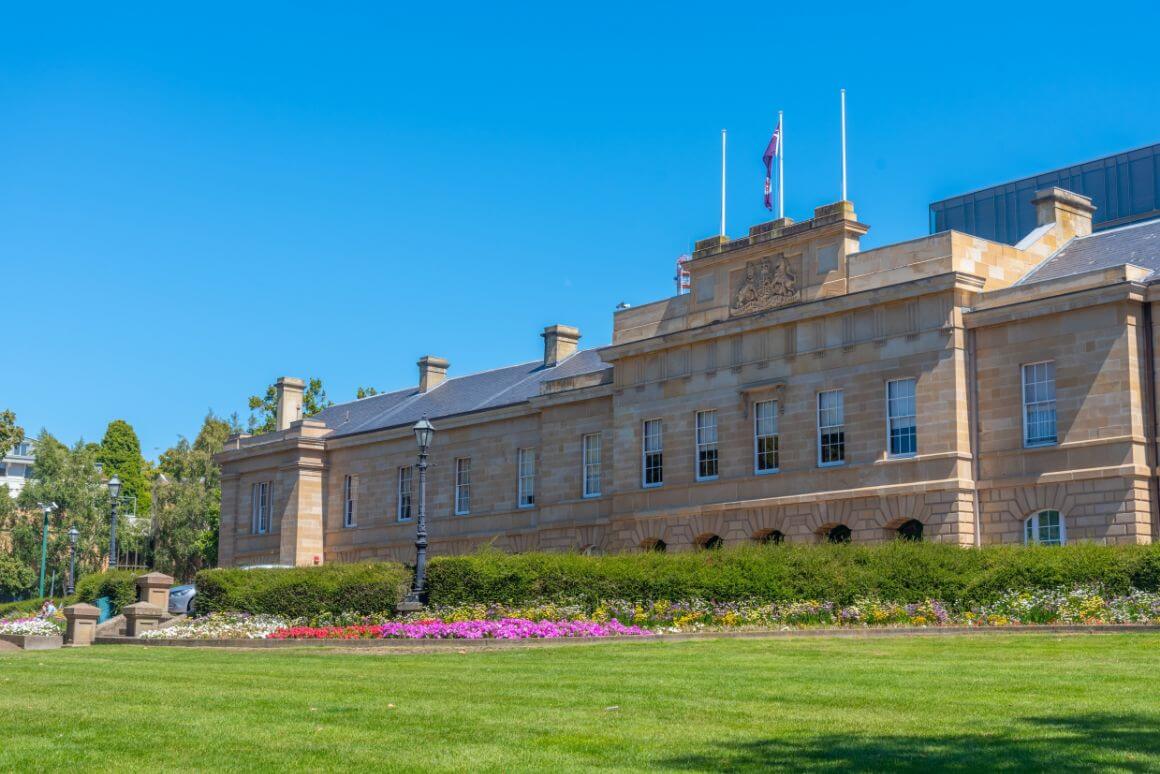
307,349 -> 612,438
1018,217 -> 1160,285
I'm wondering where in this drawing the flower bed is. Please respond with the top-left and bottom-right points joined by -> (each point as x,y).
133,586 -> 1160,642
418,587 -> 1160,630
0,617 -> 63,638
138,613 -> 288,640
268,618 -> 649,640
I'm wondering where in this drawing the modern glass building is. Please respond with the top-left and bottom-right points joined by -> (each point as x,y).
930,143 -> 1160,244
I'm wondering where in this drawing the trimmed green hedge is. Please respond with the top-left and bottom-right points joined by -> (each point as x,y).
194,562 -> 411,617
424,542 -> 1160,608
75,570 -> 140,614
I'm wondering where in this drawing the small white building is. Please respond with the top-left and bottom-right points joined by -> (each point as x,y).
1,440 -> 35,498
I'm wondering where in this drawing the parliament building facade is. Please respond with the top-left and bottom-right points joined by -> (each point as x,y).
216,187 -> 1160,567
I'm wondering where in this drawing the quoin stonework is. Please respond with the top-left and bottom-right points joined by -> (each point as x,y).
215,187 -> 1160,566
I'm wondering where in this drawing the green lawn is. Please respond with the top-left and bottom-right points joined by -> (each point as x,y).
2,633 -> 1159,771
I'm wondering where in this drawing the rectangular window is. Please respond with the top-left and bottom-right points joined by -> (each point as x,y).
754,400 -> 779,473
1023,361 -> 1057,447
886,378 -> 917,457
517,448 -> 536,508
582,433 -> 602,497
455,458 -> 472,515
817,390 -> 845,466
642,419 -> 663,487
397,466 -> 413,521
695,410 -> 719,481
250,481 -> 271,534
342,475 -> 357,528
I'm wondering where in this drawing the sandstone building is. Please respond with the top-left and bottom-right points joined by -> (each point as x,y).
216,188 -> 1160,567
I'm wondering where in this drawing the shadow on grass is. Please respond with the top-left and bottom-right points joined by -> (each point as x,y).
659,714 -> 1160,772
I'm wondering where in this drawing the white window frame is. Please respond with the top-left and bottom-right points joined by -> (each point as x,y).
753,399 -> 780,475
1022,361 -> 1058,448
251,481 -> 271,535
817,389 -> 845,467
1024,510 -> 1065,546
642,419 -> 664,488
582,433 -> 602,498
342,474 -> 357,528
695,410 -> 719,482
454,458 -> 472,515
396,466 -> 413,522
517,448 -> 536,508
885,378 -> 918,458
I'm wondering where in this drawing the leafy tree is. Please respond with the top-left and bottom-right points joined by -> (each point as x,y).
15,432 -> 112,585
247,377 -> 332,434
0,553 -> 35,599
152,413 -> 231,579
356,386 -> 379,399
0,409 -> 23,459
97,420 -> 151,516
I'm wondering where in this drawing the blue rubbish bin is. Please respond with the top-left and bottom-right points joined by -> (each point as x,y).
96,596 -> 112,623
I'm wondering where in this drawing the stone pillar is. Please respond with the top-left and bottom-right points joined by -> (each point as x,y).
123,602 -> 163,637
278,459 -> 326,566
63,603 -> 101,646
136,571 -> 175,610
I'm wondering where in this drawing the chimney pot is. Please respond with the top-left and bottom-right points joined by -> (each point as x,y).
417,356 -> 449,393
542,324 -> 581,367
275,377 -> 306,431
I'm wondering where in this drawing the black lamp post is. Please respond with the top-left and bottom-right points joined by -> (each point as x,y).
107,475 -> 121,569
67,526 -> 78,596
402,416 -> 435,608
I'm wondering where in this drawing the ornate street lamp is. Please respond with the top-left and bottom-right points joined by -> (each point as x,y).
401,416 -> 435,609
107,475 -> 121,569
67,526 -> 79,596
37,502 -> 55,598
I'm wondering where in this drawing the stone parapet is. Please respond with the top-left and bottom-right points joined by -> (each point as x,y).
64,602 -> 101,646
123,601 -> 164,637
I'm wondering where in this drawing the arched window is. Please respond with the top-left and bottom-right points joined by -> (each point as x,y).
755,530 -> 785,545
826,525 -> 852,543
699,534 -> 723,550
642,538 -> 667,553
897,519 -> 924,542
1024,510 -> 1064,546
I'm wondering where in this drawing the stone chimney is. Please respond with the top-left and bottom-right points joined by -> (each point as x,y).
417,355 -> 449,393
542,324 -> 581,367
275,377 -> 305,431
1032,187 -> 1096,239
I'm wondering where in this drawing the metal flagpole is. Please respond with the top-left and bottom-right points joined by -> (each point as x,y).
777,111 -> 784,219
841,89 -> 848,201
720,129 -> 727,236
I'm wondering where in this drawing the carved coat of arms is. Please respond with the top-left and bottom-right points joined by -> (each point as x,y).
731,254 -> 798,314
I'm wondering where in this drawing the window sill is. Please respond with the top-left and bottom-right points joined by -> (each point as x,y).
818,461 -> 846,469
642,482 -> 664,489
695,476 -> 719,483
1024,441 -> 1059,450
582,492 -> 602,499
885,452 -> 917,461
755,467 -> 780,476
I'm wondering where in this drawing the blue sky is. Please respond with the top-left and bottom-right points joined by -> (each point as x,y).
2,1 -> 1158,458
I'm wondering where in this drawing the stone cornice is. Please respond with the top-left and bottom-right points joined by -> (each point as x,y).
963,282 -> 1145,328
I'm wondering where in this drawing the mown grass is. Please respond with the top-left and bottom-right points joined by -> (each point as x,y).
2,634 -> 1159,771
